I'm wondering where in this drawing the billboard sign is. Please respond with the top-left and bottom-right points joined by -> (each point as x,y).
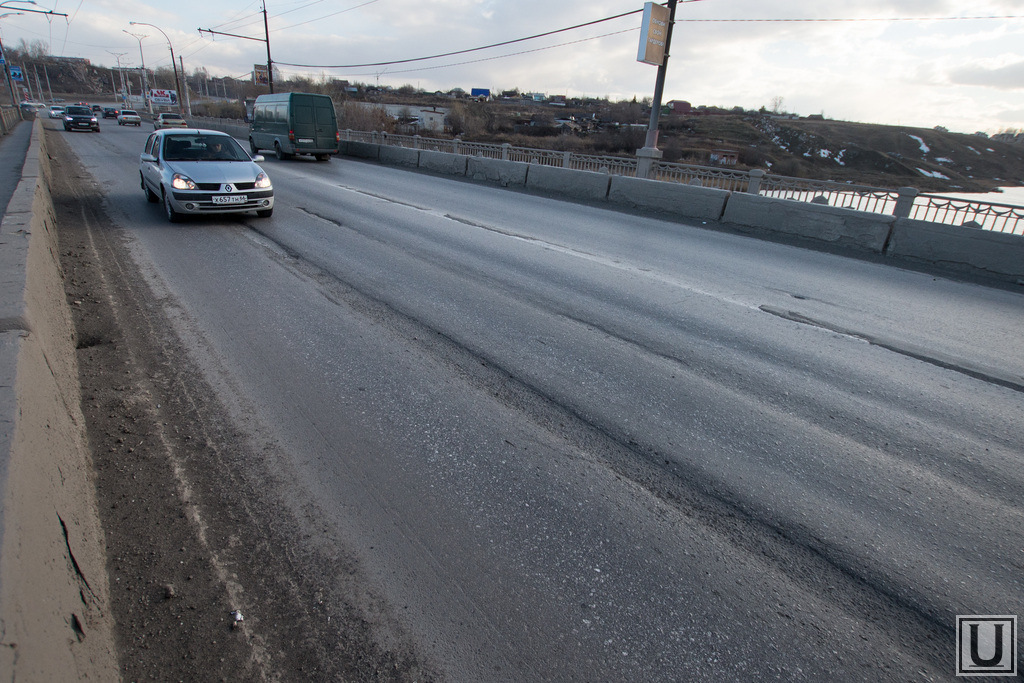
149,89 -> 178,105
10,65 -> 23,82
253,64 -> 269,86
637,2 -> 671,66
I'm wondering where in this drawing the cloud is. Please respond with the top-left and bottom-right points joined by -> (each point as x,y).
948,60 -> 1024,89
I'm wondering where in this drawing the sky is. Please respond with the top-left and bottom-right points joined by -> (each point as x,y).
1,0 -> 1023,135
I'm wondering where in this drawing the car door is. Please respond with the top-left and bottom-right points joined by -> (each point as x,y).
141,134 -> 161,194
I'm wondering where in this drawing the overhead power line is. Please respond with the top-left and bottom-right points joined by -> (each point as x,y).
274,10 -> 1020,71
275,8 -> 645,69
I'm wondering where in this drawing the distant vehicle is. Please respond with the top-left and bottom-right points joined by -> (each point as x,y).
91,104 -> 102,113
139,129 -> 274,222
63,105 -> 100,132
117,110 -> 142,126
102,107 -> 120,119
248,92 -> 339,161
154,113 -> 188,130
48,105 -> 65,119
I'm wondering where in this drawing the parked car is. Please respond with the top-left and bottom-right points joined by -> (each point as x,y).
63,105 -> 100,132
48,105 -> 65,119
117,109 -> 142,126
153,113 -> 188,130
102,107 -> 120,119
139,129 -> 274,222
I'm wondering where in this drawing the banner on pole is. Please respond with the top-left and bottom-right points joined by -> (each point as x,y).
637,2 -> 671,66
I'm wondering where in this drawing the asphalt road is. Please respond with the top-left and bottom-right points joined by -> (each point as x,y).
55,119 -> 1024,681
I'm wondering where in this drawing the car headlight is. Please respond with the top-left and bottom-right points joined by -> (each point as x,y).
90,117 -> 98,123
64,116 -> 73,122
254,172 -> 272,189
171,173 -> 197,190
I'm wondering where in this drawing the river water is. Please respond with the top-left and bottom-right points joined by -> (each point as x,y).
946,186 -> 1024,206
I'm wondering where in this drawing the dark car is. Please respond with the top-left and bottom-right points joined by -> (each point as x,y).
91,104 -> 102,113
102,107 -> 120,119
64,105 -> 100,132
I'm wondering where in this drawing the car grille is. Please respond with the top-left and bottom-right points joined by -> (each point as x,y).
195,182 -> 258,191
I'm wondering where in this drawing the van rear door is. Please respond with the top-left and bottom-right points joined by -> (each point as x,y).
312,98 -> 338,152
291,95 -> 338,154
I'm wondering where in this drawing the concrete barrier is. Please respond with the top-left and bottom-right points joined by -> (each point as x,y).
887,219 -> 1024,282
379,145 -> 420,168
467,157 -> 529,187
723,192 -> 895,253
346,141 -> 381,160
0,121 -> 117,680
525,165 -> 612,202
608,175 -> 729,221
418,149 -> 468,177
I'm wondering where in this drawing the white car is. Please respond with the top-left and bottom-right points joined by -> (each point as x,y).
117,110 -> 142,126
139,129 -> 274,222
153,112 -> 188,129
48,105 -> 65,119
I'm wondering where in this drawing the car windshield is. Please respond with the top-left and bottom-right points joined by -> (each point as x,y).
161,115 -> 184,121
162,134 -> 249,162
65,106 -> 90,116
122,110 -> 137,116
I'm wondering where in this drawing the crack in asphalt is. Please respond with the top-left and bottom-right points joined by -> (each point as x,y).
759,305 -> 1024,393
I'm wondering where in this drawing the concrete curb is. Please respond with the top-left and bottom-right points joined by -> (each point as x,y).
889,218 -> 1024,280
609,175 -> 730,222
723,192 -> 895,253
525,164 -> 612,202
0,120 -> 118,681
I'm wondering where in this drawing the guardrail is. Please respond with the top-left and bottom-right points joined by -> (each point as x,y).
327,127 -> 1023,236
0,105 -> 24,135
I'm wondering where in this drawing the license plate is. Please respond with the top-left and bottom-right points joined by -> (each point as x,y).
212,195 -> 247,205
298,138 -> 314,143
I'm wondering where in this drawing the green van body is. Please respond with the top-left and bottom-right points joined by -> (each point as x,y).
249,92 -> 339,161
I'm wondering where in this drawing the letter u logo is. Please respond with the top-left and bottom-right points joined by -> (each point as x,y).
969,622 -> 1003,667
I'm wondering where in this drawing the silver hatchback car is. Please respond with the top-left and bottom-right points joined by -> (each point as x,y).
139,129 -> 274,222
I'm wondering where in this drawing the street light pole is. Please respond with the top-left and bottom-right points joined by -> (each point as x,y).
123,30 -> 153,115
129,21 -> 182,113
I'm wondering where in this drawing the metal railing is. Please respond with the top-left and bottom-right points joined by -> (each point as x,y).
910,195 -> 1024,235
335,128 -> 1024,236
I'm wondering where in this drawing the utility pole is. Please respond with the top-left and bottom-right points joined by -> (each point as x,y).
179,55 -> 191,116
636,0 -> 679,179
262,0 -> 273,94
123,30 -> 153,115
198,0 -> 273,94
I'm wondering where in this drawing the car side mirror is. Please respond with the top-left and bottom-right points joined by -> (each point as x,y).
251,154 -> 265,163
140,153 -> 157,163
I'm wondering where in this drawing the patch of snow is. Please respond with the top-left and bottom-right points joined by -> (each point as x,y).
917,168 -> 950,179
967,146 -> 981,155
935,157 -> 953,164
987,148 -> 996,153
835,149 -> 846,166
818,149 -> 831,159
908,134 -> 930,154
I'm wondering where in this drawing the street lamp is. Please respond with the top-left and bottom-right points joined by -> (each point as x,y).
129,21 -> 182,113
123,29 -> 153,115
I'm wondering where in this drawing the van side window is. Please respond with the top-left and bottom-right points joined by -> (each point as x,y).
274,104 -> 286,123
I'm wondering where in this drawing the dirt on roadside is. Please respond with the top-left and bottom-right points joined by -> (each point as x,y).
47,129 -> 433,682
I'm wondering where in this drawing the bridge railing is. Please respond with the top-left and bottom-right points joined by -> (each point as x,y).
334,127 -> 1024,236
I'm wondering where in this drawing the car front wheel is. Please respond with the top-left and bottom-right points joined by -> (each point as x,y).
163,191 -> 182,223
